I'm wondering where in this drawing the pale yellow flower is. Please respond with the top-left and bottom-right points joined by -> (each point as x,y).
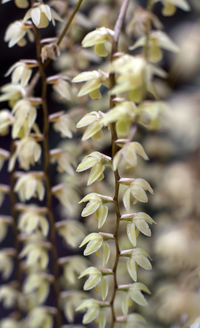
5,61 -> 34,87
82,27 -> 114,57
14,173 -> 45,201
0,84 -> 25,105
0,184 -> 9,206
18,207 -> 48,236
12,99 -> 37,138
154,0 -> 190,16
9,136 -> 41,171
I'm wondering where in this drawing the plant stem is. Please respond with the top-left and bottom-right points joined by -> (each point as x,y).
30,6 -> 62,326
109,1 -> 130,326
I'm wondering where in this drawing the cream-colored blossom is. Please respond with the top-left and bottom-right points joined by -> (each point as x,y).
51,113 -> 75,138
12,100 -> 37,138
0,251 -> 14,279
52,184 -> 79,218
5,61 -> 33,87
20,242 -> 49,269
130,31 -> 179,63
76,111 -> 104,140
23,273 -> 51,304
52,78 -> 74,102
0,110 -> 14,135
2,0 -> 28,8
0,84 -> 25,105
4,20 -> 32,48
73,70 -> 109,99
0,318 -> 20,328
24,4 -> 62,29
26,307 -> 53,328
18,207 -> 48,236
61,256 -> 88,285
9,137 -> 41,171
77,151 -> 111,185
14,173 -> 45,201
111,54 -> 166,102
82,27 -> 114,57
76,298 -> 100,325
0,286 -> 18,308
50,149 -> 75,175
57,220 -> 85,248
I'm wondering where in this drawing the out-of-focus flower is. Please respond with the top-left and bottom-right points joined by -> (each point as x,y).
130,31 -> 179,63
14,173 -> 45,201
0,149 -> 9,170
82,27 -> 114,57
56,220 -> 85,248
26,307 -> 54,328
0,251 -> 14,279
50,112 -> 76,138
9,137 -> 41,171
20,242 -> 49,269
18,207 -> 48,236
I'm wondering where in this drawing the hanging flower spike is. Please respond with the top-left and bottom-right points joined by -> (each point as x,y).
76,111 -> 104,141
77,151 -> 111,185
24,4 -> 62,29
72,70 -> 110,99
14,173 -> 45,201
2,0 -> 29,8
82,27 -> 114,57
130,31 -> 179,63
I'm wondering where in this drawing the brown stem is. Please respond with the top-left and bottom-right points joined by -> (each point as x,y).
30,7 -> 62,327
109,1 -> 130,327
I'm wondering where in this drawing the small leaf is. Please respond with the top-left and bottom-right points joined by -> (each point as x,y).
99,310 -> 106,328
122,292 -> 129,315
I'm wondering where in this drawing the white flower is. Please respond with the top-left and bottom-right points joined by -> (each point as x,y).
18,207 -> 48,236
0,184 -> 9,206
24,4 -> 62,29
4,20 -> 32,48
0,84 -> 25,104
12,100 -> 37,138
5,61 -> 34,87
27,307 -> 53,328
14,173 -> 45,201
9,137 -> 41,171
20,242 -> 49,269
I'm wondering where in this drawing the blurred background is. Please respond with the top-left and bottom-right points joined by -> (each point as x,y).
0,0 -> 200,327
